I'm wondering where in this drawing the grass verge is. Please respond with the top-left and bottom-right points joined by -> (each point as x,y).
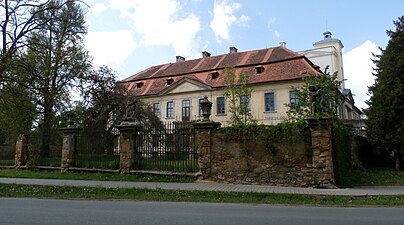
0,169 -> 195,183
348,167 -> 404,186
0,183 -> 404,206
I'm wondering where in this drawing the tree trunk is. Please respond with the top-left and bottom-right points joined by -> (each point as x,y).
40,105 -> 52,158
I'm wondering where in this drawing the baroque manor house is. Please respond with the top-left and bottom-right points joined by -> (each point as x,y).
121,32 -> 362,126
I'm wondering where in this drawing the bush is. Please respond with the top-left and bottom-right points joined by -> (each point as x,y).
332,122 -> 353,187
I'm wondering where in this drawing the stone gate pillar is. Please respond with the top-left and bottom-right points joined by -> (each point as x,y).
192,122 -> 215,180
15,134 -> 28,168
306,118 -> 335,188
193,96 -> 214,180
116,122 -> 142,174
60,113 -> 82,171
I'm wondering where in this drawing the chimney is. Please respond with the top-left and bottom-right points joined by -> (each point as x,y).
279,42 -> 286,47
202,51 -> 211,58
176,55 -> 185,62
229,46 -> 238,53
323,31 -> 332,39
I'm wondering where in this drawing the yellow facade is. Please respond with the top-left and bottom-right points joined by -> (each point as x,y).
140,79 -> 304,125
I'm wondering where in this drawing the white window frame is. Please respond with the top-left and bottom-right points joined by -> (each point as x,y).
216,96 -> 226,115
264,91 -> 276,112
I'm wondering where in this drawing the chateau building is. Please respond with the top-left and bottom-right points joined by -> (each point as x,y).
121,33 -> 362,125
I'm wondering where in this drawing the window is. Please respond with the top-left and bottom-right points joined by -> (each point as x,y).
136,82 -> 144,88
166,78 -> 174,85
255,65 -> 265,74
264,92 -> 275,112
153,103 -> 160,118
216,96 -> 226,115
290,91 -> 299,110
211,71 -> 219,79
182,100 -> 190,121
166,101 -> 174,118
240,95 -> 250,114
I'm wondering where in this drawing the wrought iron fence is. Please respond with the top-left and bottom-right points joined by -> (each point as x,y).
0,143 -> 14,166
7,130 -> 119,170
75,131 -> 120,170
133,121 -> 198,172
28,132 -> 62,167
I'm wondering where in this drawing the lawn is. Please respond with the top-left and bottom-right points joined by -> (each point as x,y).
0,169 -> 195,183
0,183 -> 403,206
347,166 -> 404,186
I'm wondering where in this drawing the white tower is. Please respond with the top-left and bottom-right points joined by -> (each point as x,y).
300,31 -> 345,89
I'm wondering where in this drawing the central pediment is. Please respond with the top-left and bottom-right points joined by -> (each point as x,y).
161,77 -> 212,95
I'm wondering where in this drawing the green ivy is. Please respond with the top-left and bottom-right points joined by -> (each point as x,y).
219,121 -> 307,139
332,121 -> 353,187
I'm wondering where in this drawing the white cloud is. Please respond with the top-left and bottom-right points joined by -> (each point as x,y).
107,0 -> 201,58
267,18 -> 276,30
343,40 -> 381,109
85,31 -> 138,69
90,3 -> 107,15
273,31 -> 281,38
239,15 -> 250,26
210,0 -> 250,42
267,18 -> 280,38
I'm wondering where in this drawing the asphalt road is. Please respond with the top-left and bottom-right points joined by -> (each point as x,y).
1,198 -> 403,225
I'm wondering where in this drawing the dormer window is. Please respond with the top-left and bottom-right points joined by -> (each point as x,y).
136,82 -> 144,88
210,71 -> 219,79
166,78 -> 174,85
255,65 -> 265,74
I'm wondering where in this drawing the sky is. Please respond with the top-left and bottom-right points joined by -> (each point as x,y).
83,0 -> 403,110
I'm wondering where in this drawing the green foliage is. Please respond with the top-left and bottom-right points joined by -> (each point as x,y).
366,16 -> 404,170
223,66 -> 254,125
0,83 -> 36,139
332,122 -> 353,187
78,66 -> 128,155
17,0 -> 91,157
219,122 -> 308,167
286,68 -> 342,121
348,166 -> 404,186
219,121 -> 307,138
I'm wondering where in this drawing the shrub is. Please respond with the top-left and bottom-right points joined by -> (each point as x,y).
332,122 -> 353,187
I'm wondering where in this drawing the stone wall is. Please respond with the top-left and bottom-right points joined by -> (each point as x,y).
194,119 -> 335,188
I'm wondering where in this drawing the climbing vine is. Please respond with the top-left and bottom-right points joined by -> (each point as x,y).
219,121 -> 308,157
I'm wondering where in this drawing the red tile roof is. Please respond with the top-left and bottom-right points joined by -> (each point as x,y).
121,46 -> 320,96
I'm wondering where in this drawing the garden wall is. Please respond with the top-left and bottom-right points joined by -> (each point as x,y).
194,119 -> 335,188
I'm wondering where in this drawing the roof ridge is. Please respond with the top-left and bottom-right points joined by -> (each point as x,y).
123,46 -> 307,83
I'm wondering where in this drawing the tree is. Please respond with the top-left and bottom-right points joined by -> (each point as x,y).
78,66 -> 128,155
78,66 -> 161,155
0,0 -> 66,83
18,0 -> 91,157
286,68 -> 342,121
0,82 -> 35,140
224,66 -> 254,125
366,16 -> 404,170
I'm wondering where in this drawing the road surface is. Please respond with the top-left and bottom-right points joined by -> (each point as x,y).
1,198 -> 403,225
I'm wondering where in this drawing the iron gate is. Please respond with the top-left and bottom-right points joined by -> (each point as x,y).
133,121 -> 198,172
